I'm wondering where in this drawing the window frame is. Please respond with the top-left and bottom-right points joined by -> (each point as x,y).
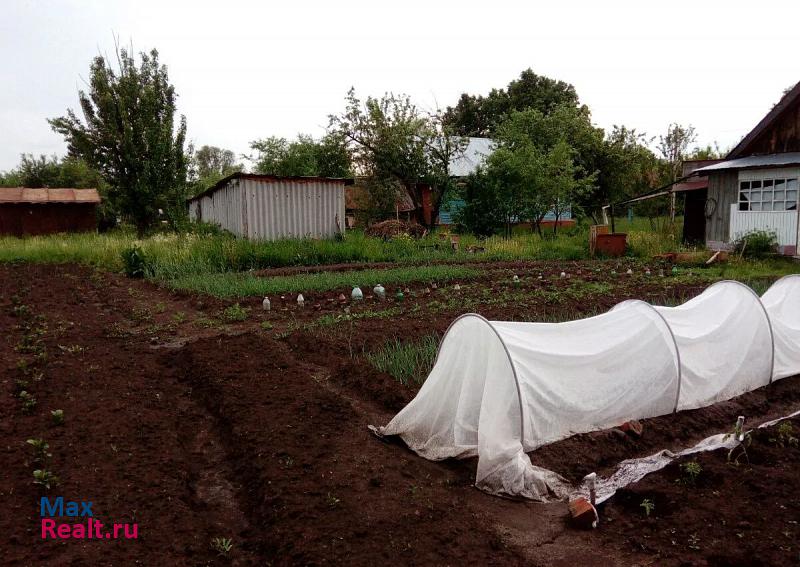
737,168 -> 800,213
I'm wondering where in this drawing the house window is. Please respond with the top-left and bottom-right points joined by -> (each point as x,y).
739,177 -> 799,211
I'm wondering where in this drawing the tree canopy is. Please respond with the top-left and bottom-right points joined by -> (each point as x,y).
0,154 -> 104,190
329,88 -> 465,228
49,46 -> 188,234
248,134 -> 351,178
190,145 -> 242,190
444,69 -> 580,137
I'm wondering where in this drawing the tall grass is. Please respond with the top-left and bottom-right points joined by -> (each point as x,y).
365,335 -> 440,385
0,228 -> 590,278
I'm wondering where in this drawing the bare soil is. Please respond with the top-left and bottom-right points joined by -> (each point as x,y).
1,261 -> 797,566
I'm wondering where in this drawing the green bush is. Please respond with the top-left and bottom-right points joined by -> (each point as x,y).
733,230 -> 778,258
121,246 -> 151,278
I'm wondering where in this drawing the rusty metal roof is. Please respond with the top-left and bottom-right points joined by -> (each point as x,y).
0,188 -> 101,204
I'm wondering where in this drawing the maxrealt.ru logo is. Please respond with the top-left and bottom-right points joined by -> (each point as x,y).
40,497 -> 138,540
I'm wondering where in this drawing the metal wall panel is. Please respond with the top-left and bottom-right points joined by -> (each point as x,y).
729,204 -> 798,247
189,178 -> 345,240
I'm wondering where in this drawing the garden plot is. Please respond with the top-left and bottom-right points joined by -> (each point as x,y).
1,260 -> 799,566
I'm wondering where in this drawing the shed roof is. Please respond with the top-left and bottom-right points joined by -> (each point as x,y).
692,152 -> 800,174
728,81 -> 800,159
0,188 -> 101,204
188,172 -> 355,203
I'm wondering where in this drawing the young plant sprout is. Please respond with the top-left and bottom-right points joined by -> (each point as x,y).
51,409 -> 64,426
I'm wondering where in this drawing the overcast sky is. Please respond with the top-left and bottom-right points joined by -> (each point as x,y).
1,0 -> 799,171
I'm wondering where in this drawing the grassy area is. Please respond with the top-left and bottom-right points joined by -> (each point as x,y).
0,228 -> 589,277
365,335 -> 440,385
1,220 -> 797,298
166,265 -> 480,298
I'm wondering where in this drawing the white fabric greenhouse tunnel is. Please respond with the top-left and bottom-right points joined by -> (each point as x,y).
377,275 -> 800,501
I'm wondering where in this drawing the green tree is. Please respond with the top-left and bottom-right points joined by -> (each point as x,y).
49,46 -> 188,234
329,89 -> 465,228
470,107 -> 597,236
248,133 -> 350,178
584,126 -> 661,222
455,169 -> 508,237
444,69 -> 580,137
190,145 -> 242,189
0,154 -> 104,189
688,142 -> 726,160
658,123 -> 697,183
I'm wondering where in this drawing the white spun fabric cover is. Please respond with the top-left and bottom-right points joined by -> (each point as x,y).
379,278 -> 799,500
380,304 -> 681,500
615,281 -> 774,410
762,275 -> 800,381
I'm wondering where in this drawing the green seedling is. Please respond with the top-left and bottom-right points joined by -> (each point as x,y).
211,536 -> 233,556
19,391 -> 37,414
51,409 -> 65,426
222,303 -> 248,322
33,469 -> 59,490
769,421 -> 799,448
326,492 -> 341,508
26,438 -> 52,463
679,461 -> 702,486
640,498 -> 655,517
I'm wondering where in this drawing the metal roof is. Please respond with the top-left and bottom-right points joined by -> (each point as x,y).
188,173 -> 355,203
448,137 -> 495,177
692,152 -> 800,174
0,188 -> 101,204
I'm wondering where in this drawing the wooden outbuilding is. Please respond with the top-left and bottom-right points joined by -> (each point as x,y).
0,188 -> 101,236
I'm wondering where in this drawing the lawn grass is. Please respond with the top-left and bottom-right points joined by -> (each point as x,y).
166,265 -> 480,298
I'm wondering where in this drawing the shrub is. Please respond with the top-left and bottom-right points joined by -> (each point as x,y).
121,245 -> 151,278
733,230 -> 778,258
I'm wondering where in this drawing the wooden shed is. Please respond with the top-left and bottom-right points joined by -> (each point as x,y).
0,188 -> 101,237
691,81 -> 800,255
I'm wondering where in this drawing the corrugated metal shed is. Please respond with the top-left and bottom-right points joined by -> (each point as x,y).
0,188 -> 101,203
188,173 -> 353,240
